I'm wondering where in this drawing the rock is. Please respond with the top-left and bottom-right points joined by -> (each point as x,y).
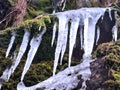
87,58 -> 109,90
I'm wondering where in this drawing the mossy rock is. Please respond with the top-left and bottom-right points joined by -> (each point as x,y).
93,39 -> 120,89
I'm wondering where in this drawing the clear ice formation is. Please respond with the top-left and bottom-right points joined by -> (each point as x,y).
2,7 -> 118,90
21,27 -> 46,81
69,16 -> 80,67
53,8 -> 107,75
6,31 -> 16,58
53,13 -> 69,76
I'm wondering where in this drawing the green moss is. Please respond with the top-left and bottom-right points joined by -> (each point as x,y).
8,0 -> 15,6
0,48 -> 12,76
111,70 -> 120,80
25,6 -> 39,19
93,39 -> 120,89
104,80 -> 120,90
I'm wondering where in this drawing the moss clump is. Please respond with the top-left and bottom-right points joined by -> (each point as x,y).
24,61 -> 53,86
0,48 -> 12,76
93,39 -> 120,90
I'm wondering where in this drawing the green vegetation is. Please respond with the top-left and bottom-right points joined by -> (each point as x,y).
0,0 -> 120,89
8,0 -> 15,6
0,20 -> 79,89
93,39 -> 120,90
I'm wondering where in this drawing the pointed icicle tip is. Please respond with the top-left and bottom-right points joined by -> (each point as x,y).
21,27 -> 46,81
5,31 -> 16,58
68,16 -> 80,67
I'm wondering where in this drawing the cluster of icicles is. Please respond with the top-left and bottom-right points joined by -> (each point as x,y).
0,7 -> 118,90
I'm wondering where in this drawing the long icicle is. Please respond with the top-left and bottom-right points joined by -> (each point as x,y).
60,20 -> 68,65
7,29 -> 30,80
6,31 -> 16,58
69,16 -> 80,67
21,27 -> 46,81
0,51 -> 17,88
83,17 -> 89,59
53,14 -> 68,76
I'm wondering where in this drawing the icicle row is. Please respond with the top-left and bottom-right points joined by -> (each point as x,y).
6,31 -> 16,58
53,14 -> 68,76
0,30 -> 30,89
21,27 -> 46,81
9,30 -> 30,76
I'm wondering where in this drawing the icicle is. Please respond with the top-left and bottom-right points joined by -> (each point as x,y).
51,22 -> 57,46
0,69 -> 8,81
6,31 -> 16,58
112,24 -> 118,41
53,13 -> 68,76
21,27 -> 46,81
60,19 -> 68,65
96,26 -> 100,45
39,26 -> 42,31
0,51 -> 17,89
69,16 -> 80,67
0,30 -> 30,85
83,17 -> 89,59
10,30 -> 30,76
82,8 -> 107,59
